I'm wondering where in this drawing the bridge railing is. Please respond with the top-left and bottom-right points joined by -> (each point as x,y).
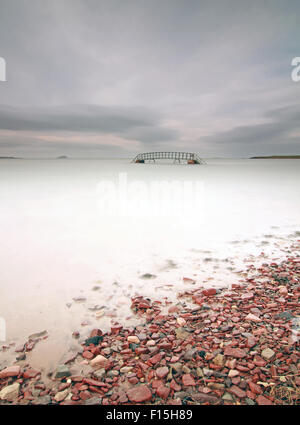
132,152 -> 206,164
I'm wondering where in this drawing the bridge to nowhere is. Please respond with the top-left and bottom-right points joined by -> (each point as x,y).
132,152 -> 206,164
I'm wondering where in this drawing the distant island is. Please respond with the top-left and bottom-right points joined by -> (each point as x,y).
250,155 -> 300,159
0,156 -> 21,159
57,155 -> 68,159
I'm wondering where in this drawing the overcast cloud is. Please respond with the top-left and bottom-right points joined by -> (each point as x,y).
0,0 -> 299,157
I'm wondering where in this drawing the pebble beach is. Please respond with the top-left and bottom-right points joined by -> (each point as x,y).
0,238 -> 299,406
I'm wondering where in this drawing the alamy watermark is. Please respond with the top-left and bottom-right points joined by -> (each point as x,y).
0,317 -> 6,342
96,172 -> 205,217
0,57 -> 6,81
291,57 -> 300,82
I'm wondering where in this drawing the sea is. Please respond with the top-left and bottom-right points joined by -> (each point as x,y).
0,158 -> 299,371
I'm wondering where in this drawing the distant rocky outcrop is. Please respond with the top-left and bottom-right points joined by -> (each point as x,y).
250,155 -> 300,159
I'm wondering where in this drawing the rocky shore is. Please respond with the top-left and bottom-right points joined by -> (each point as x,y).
0,244 -> 299,405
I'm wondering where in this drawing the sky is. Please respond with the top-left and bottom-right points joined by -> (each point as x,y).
0,0 -> 299,158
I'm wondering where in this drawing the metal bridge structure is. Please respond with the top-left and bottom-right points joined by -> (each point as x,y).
132,152 -> 206,164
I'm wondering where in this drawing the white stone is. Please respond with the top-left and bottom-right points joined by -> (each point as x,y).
177,317 -> 186,326
279,286 -> 288,295
228,369 -> 239,378
127,336 -> 140,344
54,389 -> 69,402
246,313 -> 261,322
120,366 -> 133,373
90,355 -> 108,368
0,382 -> 20,400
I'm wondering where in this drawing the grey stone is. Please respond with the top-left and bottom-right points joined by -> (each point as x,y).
222,392 -> 234,402
214,372 -> 227,379
85,397 -> 102,405
261,348 -> 275,361
16,354 -> 26,361
174,391 -> 188,400
111,341 -> 123,352
73,297 -> 86,302
31,388 -> 41,397
88,304 -> 104,311
129,343 -> 138,351
175,328 -> 189,340
93,368 -> 106,380
171,363 -> 183,374
182,365 -> 191,374
203,368 -> 214,377
192,392 -> 219,404
107,370 -> 119,377
184,349 -> 197,361
239,379 -> 247,389
55,365 -> 71,379
225,378 -> 232,388
140,273 -> 156,279
241,332 -> 254,338
28,330 -> 48,340
289,364 -> 298,374
148,346 -> 159,355
276,311 -> 294,320
37,395 -> 51,405
136,333 -> 147,341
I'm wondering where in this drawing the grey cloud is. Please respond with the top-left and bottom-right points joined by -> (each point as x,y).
0,0 -> 300,156
197,104 -> 300,156
0,105 -> 156,132
123,126 -> 178,143
0,133 -> 132,157
0,103 -> 178,145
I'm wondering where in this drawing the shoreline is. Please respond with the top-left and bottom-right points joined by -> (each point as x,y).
250,156 -> 300,159
0,241 -> 299,405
